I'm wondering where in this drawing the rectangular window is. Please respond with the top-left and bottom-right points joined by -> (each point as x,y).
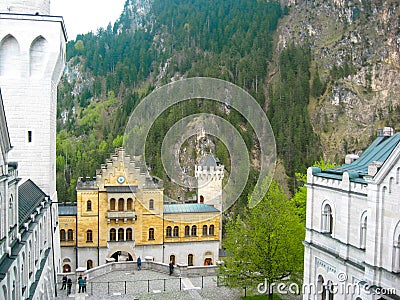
28,131 -> 32,143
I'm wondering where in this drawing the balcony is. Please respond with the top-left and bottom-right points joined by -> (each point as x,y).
107,210 -> 137,223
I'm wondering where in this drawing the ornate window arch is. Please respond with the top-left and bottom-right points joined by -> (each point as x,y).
321,201 -> 333,235
166,226 -> 172,237
29,36 -> 48,77
109,228 -> 116,241
126,228 -> 133,241
149,199 -> 154,210
184,226 -> 190,236
191,225 -> 197,236
360,211 -> 367,249
67,229 -> 73,241
202,225 -> 208,236
173,226 -> 179,237
87,200 -> 92,211
209,225 -> 215,235
86,230 -> 93,242
393,221 -> 400,272
60,229 -> 66,241
0,34 -> 20,77
148,228 -> 155,240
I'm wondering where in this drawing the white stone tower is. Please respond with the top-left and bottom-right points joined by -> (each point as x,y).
195,155 -> 224,211
0,0 -> 67,199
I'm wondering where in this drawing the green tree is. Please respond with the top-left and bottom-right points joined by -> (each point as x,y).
220,179 -> 304,299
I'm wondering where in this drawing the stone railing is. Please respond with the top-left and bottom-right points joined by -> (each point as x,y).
106,211 -> 136,220
76,260 -> 218,280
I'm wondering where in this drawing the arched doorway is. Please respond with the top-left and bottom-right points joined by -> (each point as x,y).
63,264 -> 71,273
204,258 -> 213,266
111,251 -> 133,262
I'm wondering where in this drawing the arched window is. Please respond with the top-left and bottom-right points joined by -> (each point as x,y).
149,199 -> 154,210
127,198 -> 133,210
148,228 -> 155,240
126,228 -> 133,241
209,225 -> 215,236
109,229 -> 116,241
170,255 -> 175,265
200,195 -> 204,203
191,225 -> 197,236
184,226 -> 190,236
0,35 -> 20,77
188,254 -> 194,266
173,226 -> 179,237
389,177 -> 395,193
360,213 -> 367,249
118,228 -> 124,241
67,229 -> 73,241
29,36 -> 48,77
322,204 -> 333,235
202,225 -> 208,236
60,229 -> 66,241
317,275 -> 325,300
118,198 -> 124,211
86,260 -> 93,270
110,198 -> 116,210
166,226 -> 172,237
87,200 -> 92,211
394,223 -> 400,272
86,230 -> 93,242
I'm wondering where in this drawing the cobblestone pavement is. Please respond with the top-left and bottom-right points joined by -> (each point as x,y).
56,270 -> 242,300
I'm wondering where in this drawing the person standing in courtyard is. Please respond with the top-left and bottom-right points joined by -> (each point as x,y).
82,277 -> 87,293
66,278 -> 72,296
137,256 -> 142,270
78,275 -> 84,293
61,275 -> 67,290
169,261 -> 174,275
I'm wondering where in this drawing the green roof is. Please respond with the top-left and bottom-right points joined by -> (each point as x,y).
164,203 -> 219,214
18,179 -> 46,225
314,133 -> 400,182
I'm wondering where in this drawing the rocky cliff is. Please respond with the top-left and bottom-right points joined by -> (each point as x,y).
274,0 -> 400,160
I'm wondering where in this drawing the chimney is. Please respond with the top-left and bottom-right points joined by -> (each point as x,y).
377,127 -> 394,137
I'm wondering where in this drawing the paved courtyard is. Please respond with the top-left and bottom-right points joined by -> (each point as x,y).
56,270 -> 242,300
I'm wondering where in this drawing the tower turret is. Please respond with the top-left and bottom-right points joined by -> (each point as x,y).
0,0 -> 66,198
195,154 -> 224,212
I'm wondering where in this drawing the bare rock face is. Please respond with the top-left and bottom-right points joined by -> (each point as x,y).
275,0 -> 400,159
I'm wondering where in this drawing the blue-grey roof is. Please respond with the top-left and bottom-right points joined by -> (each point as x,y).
58,204 -> 77,216
314,133 -> 400,183
105,185 -> 137,193
199,155 -> 220,167
18,179 -> 46,224
164,203 -> 220,214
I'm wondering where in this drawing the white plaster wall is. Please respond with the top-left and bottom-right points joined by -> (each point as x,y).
0,15 -> 66,198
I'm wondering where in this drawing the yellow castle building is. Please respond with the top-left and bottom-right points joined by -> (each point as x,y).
58,148 -> 222,272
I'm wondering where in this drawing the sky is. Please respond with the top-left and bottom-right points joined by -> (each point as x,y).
51,0 -> 126,41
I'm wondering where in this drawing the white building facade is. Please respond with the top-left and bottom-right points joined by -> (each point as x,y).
303,128 -> 400,299
0,1 -> 67,298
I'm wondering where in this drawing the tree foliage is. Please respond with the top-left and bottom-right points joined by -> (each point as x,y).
220,179 -> 304,297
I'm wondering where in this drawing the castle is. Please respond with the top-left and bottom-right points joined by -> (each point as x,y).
58,149 -> 223,272
304,127 -> 400,299
0,0 -> 66,299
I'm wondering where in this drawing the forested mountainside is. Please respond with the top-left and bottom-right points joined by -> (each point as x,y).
274,0 -> 400,160
56,0 -> 399,208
